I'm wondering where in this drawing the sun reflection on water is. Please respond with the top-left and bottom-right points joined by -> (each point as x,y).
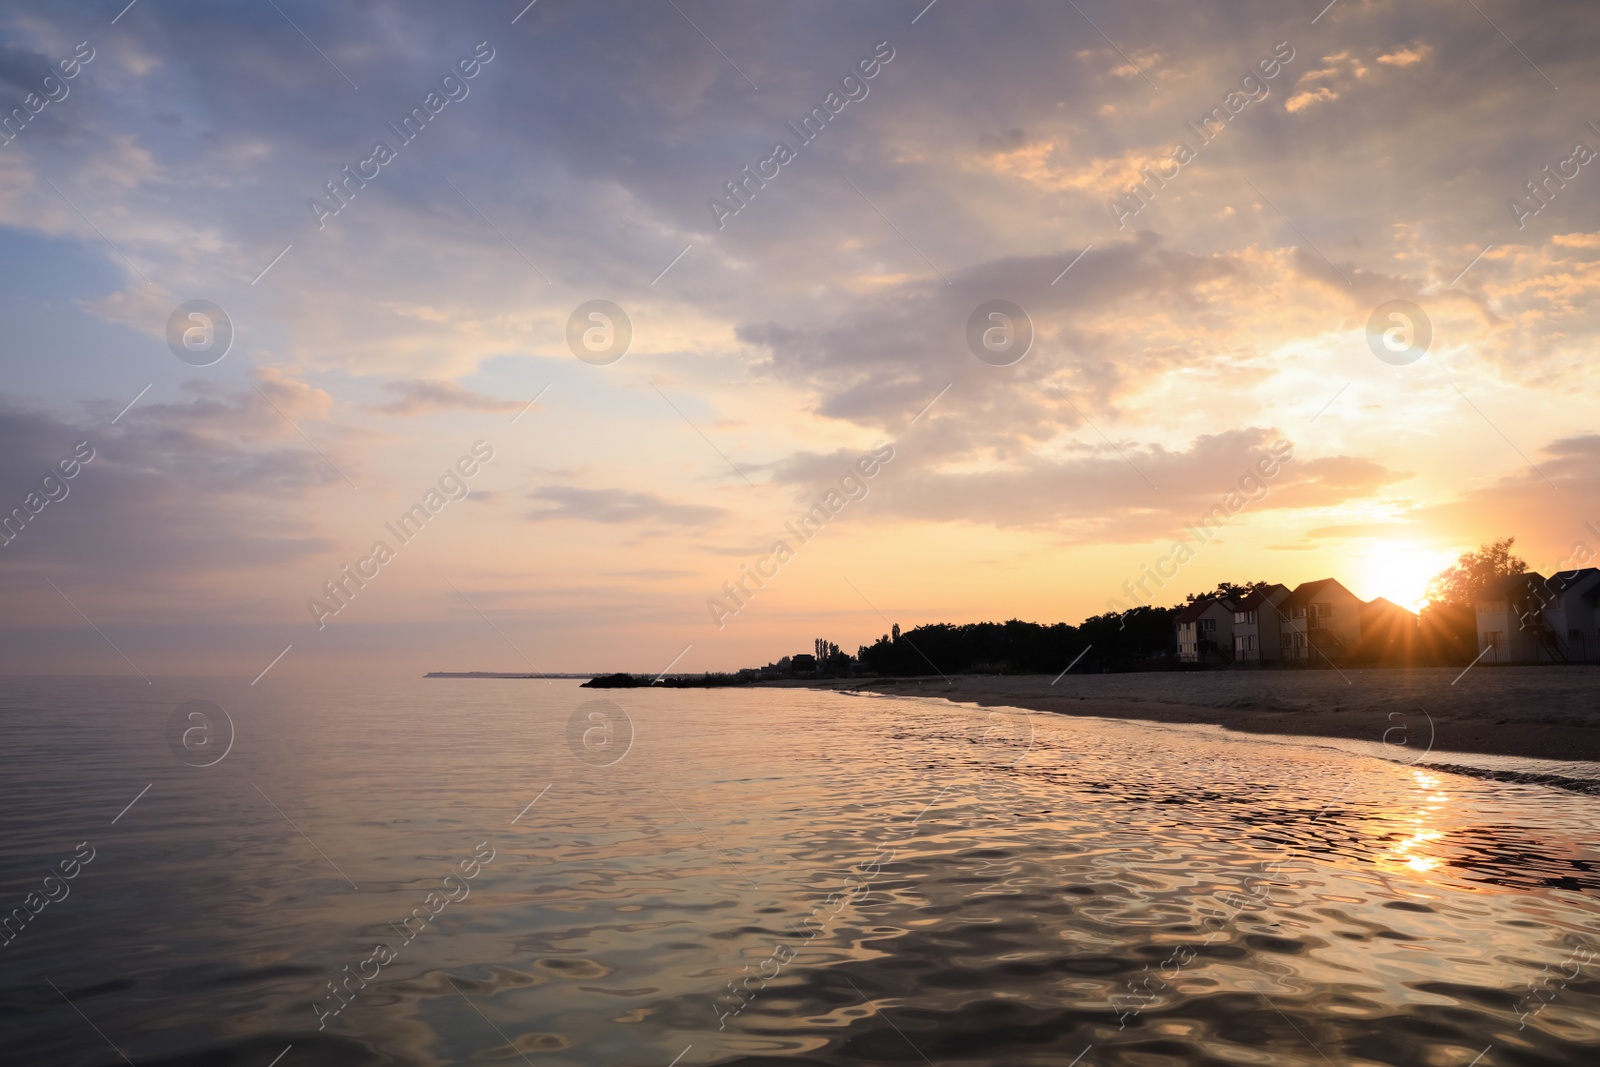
1388,769 -> 1449,874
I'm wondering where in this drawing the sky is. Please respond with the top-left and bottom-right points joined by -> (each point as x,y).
2,0 -> 1598,678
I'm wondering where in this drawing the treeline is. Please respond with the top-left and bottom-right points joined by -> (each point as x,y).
855,606 -> 1179,676
851,539 -> 1535,677
583,672 -> 750,688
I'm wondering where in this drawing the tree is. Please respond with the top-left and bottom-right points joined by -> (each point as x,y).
1182,580 -> 1274,605
1425,537 -> 1527,608
811,638 -> 848,675
855,612 -> 1177,676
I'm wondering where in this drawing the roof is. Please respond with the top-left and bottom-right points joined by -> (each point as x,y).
1478,572 -> 1548,600
1233,583 -> 1290,610
1175,596 -> 1236,624
1282,578 -> 1357,609
1361,596 -> 1417,620
1547,567 -> 1600,593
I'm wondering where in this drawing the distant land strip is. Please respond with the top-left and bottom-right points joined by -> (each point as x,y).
424,671 -> 597,679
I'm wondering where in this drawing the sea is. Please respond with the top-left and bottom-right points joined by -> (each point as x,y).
2,676 -> 1598,1066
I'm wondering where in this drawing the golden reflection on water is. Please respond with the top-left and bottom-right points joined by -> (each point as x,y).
1385,769 -> 1450,875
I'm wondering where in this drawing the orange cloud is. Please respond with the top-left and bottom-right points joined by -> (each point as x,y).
1377,42 -> 1433,67
977,138 -> 1165,193
1553,232 -> 1600,249
1286,51 -> 1371,111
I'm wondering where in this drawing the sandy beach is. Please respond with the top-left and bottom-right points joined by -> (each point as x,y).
772,666 -> 1600,763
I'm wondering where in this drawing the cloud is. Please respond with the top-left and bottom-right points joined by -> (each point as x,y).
1285,84 -> 1338,112
735,232 -> 1434,449
0,45 -> 55,94
1073,46 -> 1161,81
1286,52 -> 1368,112
124,368 -> 338,442
527,487 -> 728,527
1267,457 -> 1411,509
976,137 -> 1167,194
372,380 -> 520,415
605,568 -> 698,580
1546,434 -> 1600,458
0,391 -> 337,600
767,429 -> 1408,542
1552,232 -> 1600,249
1357,435 -> 1600,569
737,234 -> 1254,429
1376,43 -> 1433,67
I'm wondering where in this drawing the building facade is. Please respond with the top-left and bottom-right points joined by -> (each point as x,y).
1280,579 -> 1365,664
1546,569 -> 1600,661
1176,597 -> 1237,663
1230,584 -> 1291,662
1474,573 -> 1542,663
1476,568 -> 1600,663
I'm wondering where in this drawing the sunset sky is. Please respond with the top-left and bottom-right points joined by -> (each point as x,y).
2,0 -> 1598,677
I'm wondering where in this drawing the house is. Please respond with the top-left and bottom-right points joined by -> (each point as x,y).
1476,568 -> 1600,663
1176,597 -> 1237,663
1230,584 -> 1291,663
1544,568 -> 1600,661
1475,572 -> 1551,663
1160,567 -> 1600,670
1280,579 -> 1364,664
789,653 -> 818,674
1353,597 -> 1419,664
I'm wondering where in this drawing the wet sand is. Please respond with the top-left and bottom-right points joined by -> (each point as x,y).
772,665 -> 1600,763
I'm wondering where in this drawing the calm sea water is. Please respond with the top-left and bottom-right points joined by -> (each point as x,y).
2,677 -> 1598,1066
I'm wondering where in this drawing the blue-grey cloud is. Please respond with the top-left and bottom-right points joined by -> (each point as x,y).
527,486 -> 728,526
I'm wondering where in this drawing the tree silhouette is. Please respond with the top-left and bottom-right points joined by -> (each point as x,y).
1425,537 -> 1527,608
1183,580 -> 1275,605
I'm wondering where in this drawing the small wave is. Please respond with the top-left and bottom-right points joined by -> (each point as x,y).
1416,761 -> 1600,797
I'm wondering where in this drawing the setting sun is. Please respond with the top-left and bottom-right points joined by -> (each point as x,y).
1350,544 -> 1459,612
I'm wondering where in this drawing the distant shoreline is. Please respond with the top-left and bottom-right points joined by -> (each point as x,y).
424,671 -> 596,679
764,668 -> 1600,764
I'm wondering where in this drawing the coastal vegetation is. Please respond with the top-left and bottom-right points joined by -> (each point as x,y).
583,539 -> 1545,686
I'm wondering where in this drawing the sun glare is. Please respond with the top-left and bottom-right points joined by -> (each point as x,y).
1388,771 -> 1450,877
1354,543 -> 1457,612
